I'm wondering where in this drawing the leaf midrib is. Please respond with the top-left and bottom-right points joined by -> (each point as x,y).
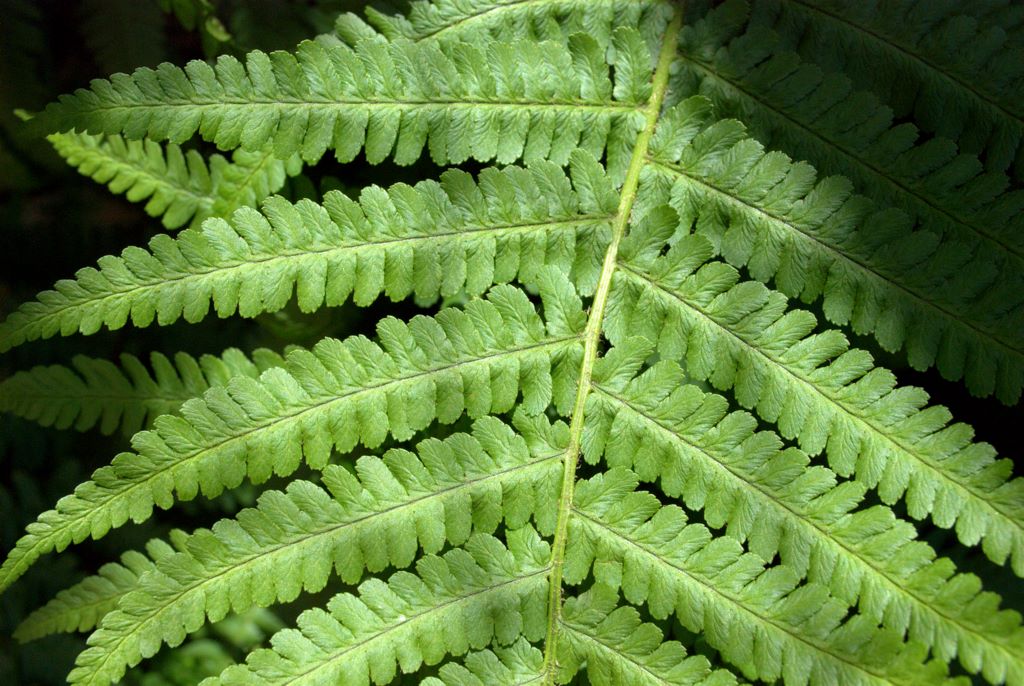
539,8 -> 683,682
3,386 -> 194,406
66,98 -> 641,114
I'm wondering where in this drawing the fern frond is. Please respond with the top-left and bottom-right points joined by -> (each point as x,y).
608,227 -> 1024,573
584,343 -> 1024,683
0,156 -> 613,351
421,638 -> 544,685
644,97 -> 1024,402
0,348 -> 283,435
672,1 -> 1024,276
49,132 -> 298,230
207,148 -> 301,221
65,416 -> 565,685
33,31 -> 652,172
558,585 -> 740,686
0,281 -> 583,593
6,3 -> 1022,685
14,537 -> 178,642
750,0 -> 1024,175
352,0 -> 670,46
567,469 -> 956,686
204,529 -> 551,686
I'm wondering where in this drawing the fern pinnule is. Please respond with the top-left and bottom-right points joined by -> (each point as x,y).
568,468 -> 960,686
14,538 -> 178,643
748,0 -> 1024,175
32,30 -> 653,173
202,529 -> 551,686
47,133 -> 298,230
64,415 -> 565,686
0,348 -> 283,435
643,97 -> 1024,402
0,156 -> 613,352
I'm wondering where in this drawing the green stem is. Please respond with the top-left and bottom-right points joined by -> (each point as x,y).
539,9 -> 683,682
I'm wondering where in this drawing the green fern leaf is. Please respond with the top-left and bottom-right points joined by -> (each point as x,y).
203,529 -> 550,686
64,416 -> 564,685
32,31 -> 652,172
643,96 -> 1024,402
0,157 -> 612,351
607,225 -> 1024,571
558,586 -> 740,685
49,132 -> 299,229
0,348 -> 283,435
0,280 -> 583,593
584,343 -> 1024,682
3,3 -> 1021,685
674,0 -> 1024,292
568,468 -> 957,686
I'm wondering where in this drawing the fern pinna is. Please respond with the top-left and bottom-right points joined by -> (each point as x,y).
2,1 -> 1022,685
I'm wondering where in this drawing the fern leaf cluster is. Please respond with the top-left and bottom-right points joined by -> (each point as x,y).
608,227 -> 1024,566
48,132 -> 299,230
207,529 -> 551,686
32,27 -> 652,173
676,1 -> 1024,258
2,1 -> 1022,685
641,96 -> 1023,401
584,344 -> 1024,678
0,348 -> 283,435
746,0 -> 1024,174
0,158 -> 612,350
558,587 -> 739,686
